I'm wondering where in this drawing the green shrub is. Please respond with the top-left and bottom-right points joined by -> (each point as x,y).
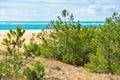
85,12 -> 120,74
37,10 -> 95,66
24,60 -> 45,80
0,26 -> 44,80
0,26 -> 25,80
24,37 -> 41,57
62,53 -> 83,66
36,10 -> 120,74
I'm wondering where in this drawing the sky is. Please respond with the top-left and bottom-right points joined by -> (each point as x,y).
0,0 -> 120,21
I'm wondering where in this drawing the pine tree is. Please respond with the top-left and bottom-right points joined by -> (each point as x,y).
85,12 -> 120,74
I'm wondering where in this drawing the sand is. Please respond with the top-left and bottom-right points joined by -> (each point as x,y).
0,30 -> 41,50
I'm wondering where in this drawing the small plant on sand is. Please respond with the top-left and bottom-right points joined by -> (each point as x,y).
24,37 -> 41,57
0,26 -> 26,79
24,60 -> 45,80
0,26 -> 45,79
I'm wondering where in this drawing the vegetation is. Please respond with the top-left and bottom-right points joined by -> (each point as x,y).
0,10 -> 120,80
0,26 -> 45,80
37,9 -> 95,66
37,10 -> 120,74
85,12 -> 120,74
24,60 -> 45,80
24,37 -> 41,57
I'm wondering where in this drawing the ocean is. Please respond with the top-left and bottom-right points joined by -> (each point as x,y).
0,21 -> 105,30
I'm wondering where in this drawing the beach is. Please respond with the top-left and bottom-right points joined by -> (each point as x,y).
0,30 -> 41,50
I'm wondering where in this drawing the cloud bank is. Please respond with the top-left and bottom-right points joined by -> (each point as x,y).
0,0 -> 119,21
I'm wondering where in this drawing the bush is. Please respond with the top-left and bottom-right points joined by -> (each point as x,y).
24,37 -> 41,57
0,26 -> 45,80
0,26 -> 26,79
37,11 -> 120,74
85,12 -> 120,74
37,9 -> 95,66
24,60 -> 45,80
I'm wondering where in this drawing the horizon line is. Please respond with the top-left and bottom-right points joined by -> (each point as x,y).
0,20 -> 105,22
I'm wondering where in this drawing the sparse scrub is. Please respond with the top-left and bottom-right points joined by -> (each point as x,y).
0,26 -> 45,80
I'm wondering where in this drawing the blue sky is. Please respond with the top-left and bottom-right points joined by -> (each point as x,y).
0,0 -> 120,21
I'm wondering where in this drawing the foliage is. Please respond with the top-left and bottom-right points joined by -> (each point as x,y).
61,9 -> 69,22
0,26 -> 45,79
1,9 -> 119,77
37,10 -> 120,74
24,60 -> 45,80
85,12 -> 120,74
24,37 -> 41,57
37,10 -> 95,66
0,26 -> 26,80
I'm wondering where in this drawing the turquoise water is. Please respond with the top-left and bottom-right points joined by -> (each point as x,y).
0,21 -> 105,30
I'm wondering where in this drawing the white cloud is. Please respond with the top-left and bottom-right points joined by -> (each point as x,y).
0,0 -> 120,21
29,0 -> 89,3
88,4 -> 118,12
94,0 -> 120,4
67,4 -> 120,20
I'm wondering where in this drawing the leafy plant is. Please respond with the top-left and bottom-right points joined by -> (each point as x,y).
0,26 -> 44,80
85,12 -> 120,74
0,26 -> 26,79
61,9 -> 69,22
24,60 -> 45,80
37,10 -> 120,75
37,10 -> 95,66
24,37 -> 41,57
